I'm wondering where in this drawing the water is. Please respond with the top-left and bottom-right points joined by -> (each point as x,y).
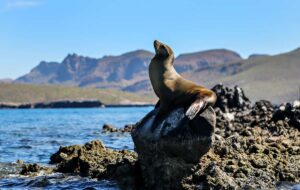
0,107 -> 152,189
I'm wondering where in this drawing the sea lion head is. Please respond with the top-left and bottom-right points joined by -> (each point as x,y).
153,40 -> 174,65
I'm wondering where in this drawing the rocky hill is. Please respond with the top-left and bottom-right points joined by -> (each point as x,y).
15,47 -> 300,104
17,50 -> 154,88
174,49 -> 242,72
184,48 -> 300,103
16,49 -> 242,89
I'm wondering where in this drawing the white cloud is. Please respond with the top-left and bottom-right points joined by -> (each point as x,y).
4,0 -> 43,10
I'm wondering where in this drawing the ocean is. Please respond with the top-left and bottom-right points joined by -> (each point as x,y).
0,107 -> 152,189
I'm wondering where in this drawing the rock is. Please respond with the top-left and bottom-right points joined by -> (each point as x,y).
123,124 -> 136,132
250,158 -> 267,168
20,163 -> 53,176
294,100 -> 300,109
102,123 -> 118,133
181,86 -> 300,189
0,100 -> 103,109
33,100 -> 103,108
272,102 -> 300,129
102,123 -> 136,133
212,84 -> 251,112
132,105 -> 216,190
49,140 -> 140,189
16,159 -> 24,165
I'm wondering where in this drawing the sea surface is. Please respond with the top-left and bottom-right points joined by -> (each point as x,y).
0,107 -> 152,189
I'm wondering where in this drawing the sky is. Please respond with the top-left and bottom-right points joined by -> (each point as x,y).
0,0 -> 299,79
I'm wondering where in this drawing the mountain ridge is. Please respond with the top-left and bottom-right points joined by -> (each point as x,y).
17,48 -> 241,88
15,47 -> 300,103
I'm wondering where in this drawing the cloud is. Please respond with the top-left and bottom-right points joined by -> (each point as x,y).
4,0 -> 43,10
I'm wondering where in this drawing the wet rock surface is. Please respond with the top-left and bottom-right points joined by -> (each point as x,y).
49,140 -> 141,189
20,163 -> 54,176
102,123 -> 136,133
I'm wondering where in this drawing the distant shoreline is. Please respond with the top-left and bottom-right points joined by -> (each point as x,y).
0,100 -> 154,109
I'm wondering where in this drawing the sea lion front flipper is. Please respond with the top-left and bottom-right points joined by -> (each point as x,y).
185,99 -> 207,120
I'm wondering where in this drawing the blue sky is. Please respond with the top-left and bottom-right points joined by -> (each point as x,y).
0,0 -> 299,79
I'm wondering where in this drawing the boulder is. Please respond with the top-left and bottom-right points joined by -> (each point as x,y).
102,123 -> 136,133
102,123 -> 119,133
131,106 -> 216,190
212,84 -> 251,112
20,163 -> 53,176
272,102 -> 300,129
50,140 -> 141,189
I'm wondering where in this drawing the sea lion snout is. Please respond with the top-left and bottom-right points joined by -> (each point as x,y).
153,40 -> 169,56
154,40 -> 162,52
154,40 -> 161,47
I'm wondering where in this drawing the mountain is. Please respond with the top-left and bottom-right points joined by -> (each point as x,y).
16,49 -> 241,90
18,61 -> 60,83
174,49 -> 242,72
183,48 -> 300,103
15,47 -> 300,103
0,78 -> 13,83
17,50 -> 154,88
248,54 -> 269,59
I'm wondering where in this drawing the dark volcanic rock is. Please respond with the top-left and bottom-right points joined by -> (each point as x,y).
33,100 -> 103,108
0,103 -> 31,109
181,88 -> 300,189
0,103 -> 18,109
132,105 -> 216,190
20,163 -> 53,176
102,123 -> 119,133
102,123 -> 136,133
212,83 -> 251,112
0,100 -> 103,109
272,101 -> 300,129
50,140 -> 141,189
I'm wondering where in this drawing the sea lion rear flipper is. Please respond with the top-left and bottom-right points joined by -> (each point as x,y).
185,99 -> 207,120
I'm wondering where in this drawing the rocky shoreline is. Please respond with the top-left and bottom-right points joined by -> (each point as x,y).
18,84 -> 300,189
0,100 -> 154,109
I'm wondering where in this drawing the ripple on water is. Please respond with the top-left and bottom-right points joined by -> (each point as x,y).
0,107 -> 152,189
1,173 -> 119,190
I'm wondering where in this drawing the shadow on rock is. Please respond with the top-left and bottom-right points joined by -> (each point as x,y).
132,104 -> 216,190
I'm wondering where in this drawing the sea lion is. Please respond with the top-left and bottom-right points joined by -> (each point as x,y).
149,40 -> 217,130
